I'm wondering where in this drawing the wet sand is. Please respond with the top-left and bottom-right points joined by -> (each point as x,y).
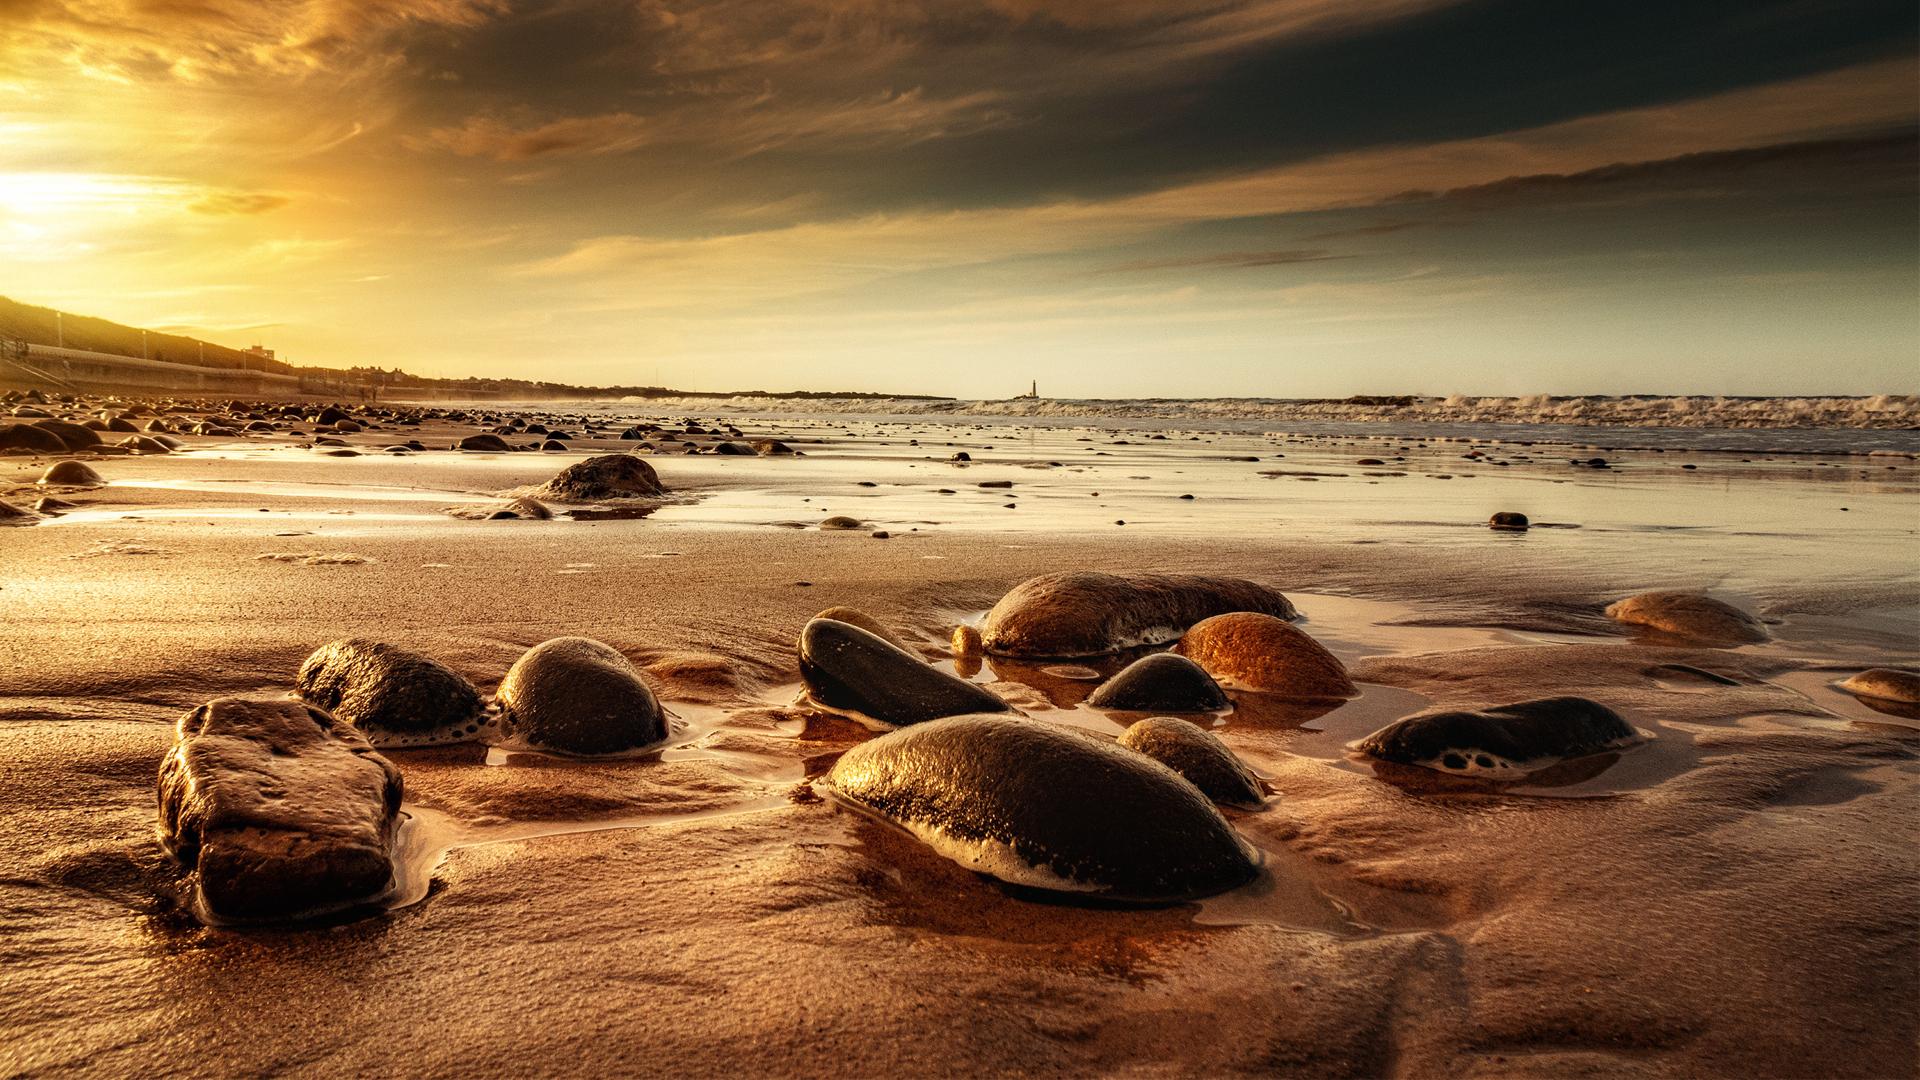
2,403 -> 1916,1077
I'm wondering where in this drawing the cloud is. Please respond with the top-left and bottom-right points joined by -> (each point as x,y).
416,112 -> 652,161
189,191 -> 291,215
1103,248 -> 1352,272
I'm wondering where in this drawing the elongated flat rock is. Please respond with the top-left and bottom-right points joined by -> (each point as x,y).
1118,717 -> 1264,808
1176,612 -> 1355,697
800,618 -> 1012,726
497,637 -> 667,754
982,571 -> 1298,657
295,638 -> 488,747
1088,653 -> 1228,712
1357,696 -> 1641,776
158,697 -> 403,921
1839,668 -> 1920,705
1605,591 -> 1768,644
828,715 -> 1258,902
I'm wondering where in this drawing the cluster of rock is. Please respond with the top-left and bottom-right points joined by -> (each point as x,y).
159,633 -> 673,921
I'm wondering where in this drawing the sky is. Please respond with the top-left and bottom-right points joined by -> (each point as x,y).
1,0 -> 1916,397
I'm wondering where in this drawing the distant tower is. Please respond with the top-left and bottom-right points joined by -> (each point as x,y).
1031,379 -> 1037,398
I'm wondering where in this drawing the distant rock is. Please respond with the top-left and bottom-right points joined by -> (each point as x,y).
711,441 -> 754,455
1088,653 -> 1229,712
117,435 -> 172,454
1489,511 -> 1530,531
295,639 -> 488,747
1118,717 -> 1263,807
33,419 -> 101,450
819,515 -> 864,530
1358,697 -> 1640,775
158,697 -> 403,921
982,571 -> 1297,657
39,460 -> 103,486
1176,612 -> 1355,697
0,499 -> 39,525
535,455 -> 665,500
0,423 -> 67,453
496,637 -> 668,754
799,618 -> 1012,726
752,438 -> 795,455
457,433 -> 512,452
1605,591 -> 1768,644
827,714 -> 1257,901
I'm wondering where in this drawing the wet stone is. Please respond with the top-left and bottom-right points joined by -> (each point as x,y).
157,697 -> 403,922
1176,612 -> 1355,697
1358,696 -> 1641,776
1088,652 -> 1229,712
496,637 -> 668,755
1118,717 -> 1264,808
535,455 -> 665,500
982,571 -> 1298,657
294,638 -> 488,747
827,714 -> 1258,902
1605,591 -> 1769,644
800,618 -> 1012,726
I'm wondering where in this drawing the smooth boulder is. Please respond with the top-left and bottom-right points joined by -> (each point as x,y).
1175,612 -> 1355,697
1118,717 -> 1263,808
457,433 -> 512,452
800,618 -> 1012,726
1357,697 -> 1640,775
496,637 -> 667,754
982,571 -> 1297,657
157,697 -> 403,921
535,455 -> 665,500
1838,668 -> 1920,705
1489,511 -> 1529,531
828,714 -> 1258,902
295,639 -> 488,747
39,460 -> 103,486
0,423 -> 68,453
813,606 -> 913,652
1088,652 -> 1229,712
1605,591 -> 1768,644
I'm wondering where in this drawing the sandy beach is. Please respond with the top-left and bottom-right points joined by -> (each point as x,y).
2,398 -> 1916,1078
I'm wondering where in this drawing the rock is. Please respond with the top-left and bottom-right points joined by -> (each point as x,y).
33,419 -> 101,450
1088,653 -> 1229,712
0,423 -> 68,453
496,637 -> 667,754
951,624 -> 983,659
819,515 -> 864,530
1605,591 -> 1768,644
1118,717 -> 1263,808
39,460 -> 103,486
1489,511 -> 1530,530
827,715 -> 1258,901
1356,457 -> 1385,465
32,496 -> 72,512
157,697 -> 403,921
752,439 -> 795,455
315,406 -> 352,426
982,571 -> 1297,657
457,433 -> 512,452
294,639 -> 488,747
950,451 -> 971,462
503,497 -> 553,520
799,618 -> 1012,726
0,499 -> 39,524
1838,668 -> 1920,705
812,606 -> 913,652
1175,612 -> 1355,697
534,455 -> 665,500
711,441 -> 754,455
117,435 -> 172,453
1357,697 -> 1641,775
539,440 -> 568,451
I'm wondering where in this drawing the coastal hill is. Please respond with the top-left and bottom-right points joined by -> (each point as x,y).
0,296 -> 946,402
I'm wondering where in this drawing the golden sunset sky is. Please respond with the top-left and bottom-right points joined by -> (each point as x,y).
2,0 -> 1915,395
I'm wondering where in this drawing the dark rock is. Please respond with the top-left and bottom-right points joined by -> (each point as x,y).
117,435 -> 172,453
33,419 -> 101,450
752,439 -> 795,455
457,433 -> 512,452
39,460 -> 103,486
295,639 -> 487,747
799,618 -> 1012,726
711,441 -> 754,455
1088,653 -> 1229,712
496,637 -> 667,754
827,714 -> 1257,901
1358,697 -> 1640,775
157,697 -> 403,921
1118,717 -> 1263,807
0,499 -> 39,524
539,440 -> 568,451
535,455 -> 665,500
0,423 -> 67,453
819,515 -> 864,530
983,571 -> 1298,657
1489,511 -> 1529,530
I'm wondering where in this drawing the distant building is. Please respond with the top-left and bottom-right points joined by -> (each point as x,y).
244,345 -> 275,361
1016,379 -> 1038,399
